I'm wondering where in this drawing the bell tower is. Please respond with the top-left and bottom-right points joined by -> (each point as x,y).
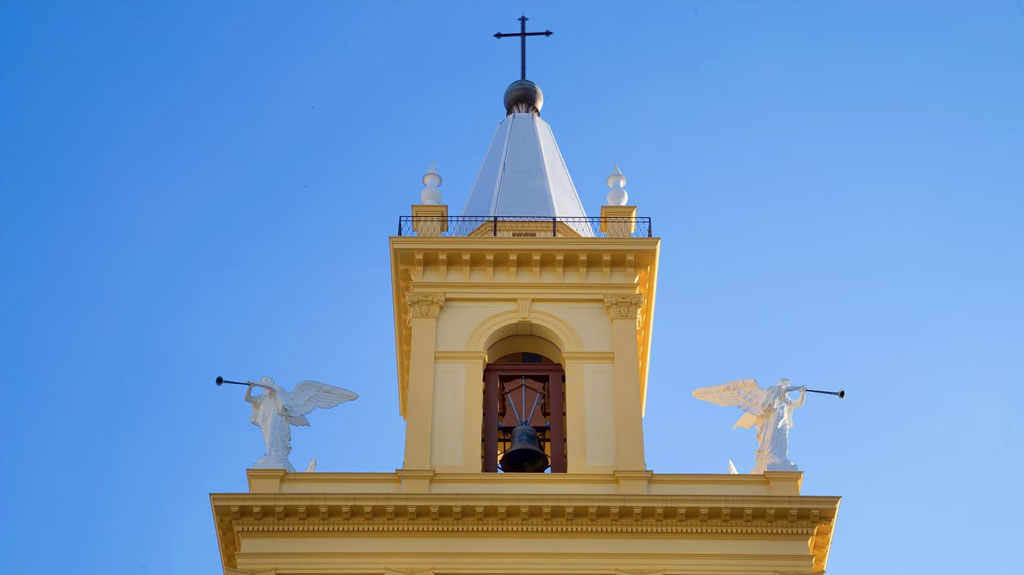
391,79 -> 658,487
210,21 -> 841,574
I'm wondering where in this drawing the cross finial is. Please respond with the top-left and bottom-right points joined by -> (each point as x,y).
494,15 -> 553,80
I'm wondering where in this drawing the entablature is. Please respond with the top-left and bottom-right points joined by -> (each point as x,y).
212,484 -> 838,573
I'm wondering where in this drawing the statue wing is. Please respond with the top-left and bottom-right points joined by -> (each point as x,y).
282,381 -> 359,426
733,412 -> 759,429
692,379 -> 768,416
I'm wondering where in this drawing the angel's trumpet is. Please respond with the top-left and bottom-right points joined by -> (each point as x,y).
809,388 -> 845,398
786,386 -> 845,399
215,376 -> 250,387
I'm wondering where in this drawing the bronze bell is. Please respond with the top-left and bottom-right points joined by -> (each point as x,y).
500,425 -> 550,473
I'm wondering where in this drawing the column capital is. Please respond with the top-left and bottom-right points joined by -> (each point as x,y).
406,292 -> 445,318
604,294 -> 644,320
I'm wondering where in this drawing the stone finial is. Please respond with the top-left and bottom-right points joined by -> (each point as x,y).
420,162 -> 442,204
606,164 -> 628,206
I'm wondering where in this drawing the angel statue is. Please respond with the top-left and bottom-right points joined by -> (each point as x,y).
244,376 -> 358,471
692,378 -> 806,474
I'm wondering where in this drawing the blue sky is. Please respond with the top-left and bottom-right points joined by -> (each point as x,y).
1,1 -> 1022,573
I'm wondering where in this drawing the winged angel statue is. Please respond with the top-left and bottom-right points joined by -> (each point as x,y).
244,376 -> 358,471
692,378 -> 806,474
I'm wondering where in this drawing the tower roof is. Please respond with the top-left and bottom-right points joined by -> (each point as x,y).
461,82 -> 591,232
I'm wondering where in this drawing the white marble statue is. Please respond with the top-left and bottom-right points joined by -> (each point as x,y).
244,377 -> 358,471
692,378 -> 807,474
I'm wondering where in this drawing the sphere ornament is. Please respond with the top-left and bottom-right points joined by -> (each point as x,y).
504,79 -> 544,115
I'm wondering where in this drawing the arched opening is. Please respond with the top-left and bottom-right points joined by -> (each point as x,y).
483,335 -> 567,473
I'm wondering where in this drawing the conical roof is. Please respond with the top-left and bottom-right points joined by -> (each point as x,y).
461,82 -> 592,235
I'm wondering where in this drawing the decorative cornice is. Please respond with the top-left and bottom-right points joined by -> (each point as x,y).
214,494 -> 838,572
604,294 -> 644,319
406,292 -> 445,318
216,501 -> 833,531
231,518 -> 823,536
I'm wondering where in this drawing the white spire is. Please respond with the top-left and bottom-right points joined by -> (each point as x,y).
606,164 -> 628,206
461,112 -> 592,235
420,162 -> 442,205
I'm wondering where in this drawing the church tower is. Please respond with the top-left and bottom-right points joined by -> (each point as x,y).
393,77 -> 656,483
211,30 -> 840,574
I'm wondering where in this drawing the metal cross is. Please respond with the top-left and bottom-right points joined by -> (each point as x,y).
494,16 -> 552,81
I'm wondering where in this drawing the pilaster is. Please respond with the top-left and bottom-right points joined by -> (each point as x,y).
403,292 -> 445,469
605,294 -> 646,470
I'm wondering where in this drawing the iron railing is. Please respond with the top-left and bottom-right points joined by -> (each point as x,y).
397,215 -> 652,238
